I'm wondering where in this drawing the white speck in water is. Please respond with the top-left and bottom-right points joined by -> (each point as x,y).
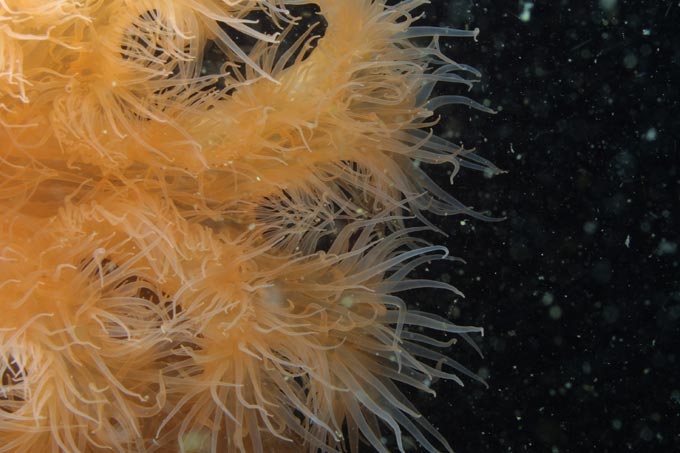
519,2 -> 534,22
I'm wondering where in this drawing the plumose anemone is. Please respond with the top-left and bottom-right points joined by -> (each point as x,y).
0,0 -> 498,452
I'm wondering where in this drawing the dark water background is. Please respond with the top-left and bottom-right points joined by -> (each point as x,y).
410,0 -> 679,451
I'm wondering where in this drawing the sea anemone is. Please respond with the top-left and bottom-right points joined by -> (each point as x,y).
0,0 -> 496,452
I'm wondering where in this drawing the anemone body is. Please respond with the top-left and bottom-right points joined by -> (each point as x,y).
1,1 -> 493,452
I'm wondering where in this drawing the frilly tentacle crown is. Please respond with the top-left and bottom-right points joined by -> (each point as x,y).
0,1 -> 497,452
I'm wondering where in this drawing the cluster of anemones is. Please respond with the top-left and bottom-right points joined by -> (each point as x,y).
0,1 -> 493,452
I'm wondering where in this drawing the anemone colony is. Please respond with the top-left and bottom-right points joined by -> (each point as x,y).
0,0 -> 497,452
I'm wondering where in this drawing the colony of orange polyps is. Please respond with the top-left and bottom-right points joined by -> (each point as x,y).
0,1 -> 496,452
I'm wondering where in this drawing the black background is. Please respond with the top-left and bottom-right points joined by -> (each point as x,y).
408,0 -> 679,452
